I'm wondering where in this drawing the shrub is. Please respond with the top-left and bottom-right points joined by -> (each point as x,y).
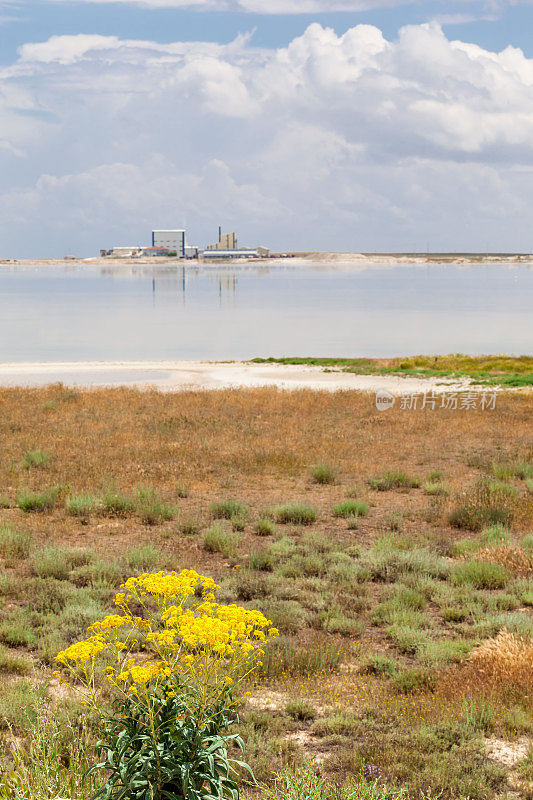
65,492 -> 101,517
101,489 -> 135,517
258,600 -> 308,634
210,499 -> 247,520
203,525 -> 239,558
0,645 -> 31,674
332,500 -> 368,518
0,526 -> 32,560
310,463 -> 337,485
70,558 -> 125,588
135,488 -> 175,525
179,518 -> 201,535
0,612 -> 37,649
358,654 -> 398,676
448,479 -> 515,531
392,667 -> 437,693
231,516 -> 247,532
369,472 -> 420,491
275,504 -> 316,525
285,700 -> 317,721
17,487 -> 58,512
247,551 -> 274,572
418,639 -> 471,665
126,544 -> 160,572
22,449 -> 50,469
311,711 -> 361,737
452,559 -> 510,589
254,519 -> 275,537
32,546 -> 71,580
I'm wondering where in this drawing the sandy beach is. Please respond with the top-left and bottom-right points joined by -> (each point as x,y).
0,360 -> 507,394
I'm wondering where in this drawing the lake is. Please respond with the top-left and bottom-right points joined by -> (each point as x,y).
0,261 -> 531,361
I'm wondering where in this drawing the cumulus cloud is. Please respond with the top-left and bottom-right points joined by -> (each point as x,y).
1,23 -> 533,256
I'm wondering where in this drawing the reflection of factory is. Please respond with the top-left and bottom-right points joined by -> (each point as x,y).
100,226 -> 268,260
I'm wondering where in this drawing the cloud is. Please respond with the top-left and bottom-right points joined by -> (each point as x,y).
31,0 -> 533,11
1,23 -> 533,256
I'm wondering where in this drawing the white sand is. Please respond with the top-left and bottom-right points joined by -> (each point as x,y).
0,360 -> 500,394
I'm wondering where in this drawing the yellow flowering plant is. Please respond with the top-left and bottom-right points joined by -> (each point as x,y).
55,569 -> 278,800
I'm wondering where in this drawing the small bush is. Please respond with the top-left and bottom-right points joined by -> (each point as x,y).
0,612 -> 37,648
285,700 -> 317,721
452,559 -> 510,589
369,471 -> 420,491
332,500 -> 368,518
179,518 -> 201,535
32,546 -> 71,580
22,449 -> 50,469
203,525 -> 239,558
233,571 -> 270,601
101,489 -> 135,517
258,600 -> 308,634
210,499 -> 247,520
0,645 -> 31,674
70,558 -> 125,588
126,544 -> 160,572
17,487 -> 59,512
247,551 -> 274,572
231,516 -> 247,532
358,653 -> 398,676
0,526 -> 32,560
392,667 -> 437,693
65,492 -> 101,517
448,479 -> 515,531
254,519 -> 275,537
135,488 -> 175,525
310,463 -> 337,485
275,504 -> 316,526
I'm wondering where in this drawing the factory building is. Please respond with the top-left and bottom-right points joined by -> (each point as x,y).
152,230 -> 186,257
206,229 -> 238,251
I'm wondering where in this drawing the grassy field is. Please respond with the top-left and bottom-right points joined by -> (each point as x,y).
250,354 -> 533,387
0,385 -> 531,799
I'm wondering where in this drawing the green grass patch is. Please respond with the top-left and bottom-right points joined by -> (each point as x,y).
210,499 -> 247,520
309,463 -> 337,485
0,526 -> 32,560
202,525 -> 239,558
275,504 -> 316,525
65,492 -> 101,517
452,559 -> 510,589
21,449 -> 51,469
369,471 -> 420,491
332,500 -> 368,518
17,487 -> 59,512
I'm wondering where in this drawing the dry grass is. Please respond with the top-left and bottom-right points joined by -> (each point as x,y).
464,630 -> 533,695
475,545 -> 533,578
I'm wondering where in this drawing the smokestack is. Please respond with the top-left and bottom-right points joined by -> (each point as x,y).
219,226 -> 222,242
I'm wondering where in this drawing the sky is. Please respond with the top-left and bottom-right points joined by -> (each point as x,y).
1,0 -> 533,257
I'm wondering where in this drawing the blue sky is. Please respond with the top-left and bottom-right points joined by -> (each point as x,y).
1,0 -> 533,257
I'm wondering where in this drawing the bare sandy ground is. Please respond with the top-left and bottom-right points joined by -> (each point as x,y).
0,360 -> 502,394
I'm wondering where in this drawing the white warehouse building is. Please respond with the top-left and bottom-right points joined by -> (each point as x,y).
152,230 -> 185,257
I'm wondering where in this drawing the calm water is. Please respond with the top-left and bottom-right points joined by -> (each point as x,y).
0,262 -> 531,361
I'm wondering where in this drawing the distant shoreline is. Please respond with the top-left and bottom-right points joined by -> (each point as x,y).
0,359 -> 530,393
1,252 -> 532,268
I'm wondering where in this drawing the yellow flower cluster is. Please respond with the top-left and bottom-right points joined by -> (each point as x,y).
162,602 -> 277,658
88,615 -> 131,634
119,570 -> 218,603
56,635 -> 109,665
55,570 -> 278,709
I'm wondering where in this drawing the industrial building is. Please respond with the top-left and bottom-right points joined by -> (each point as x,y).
152,230 -> 186,257
207,229 -> 238,251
